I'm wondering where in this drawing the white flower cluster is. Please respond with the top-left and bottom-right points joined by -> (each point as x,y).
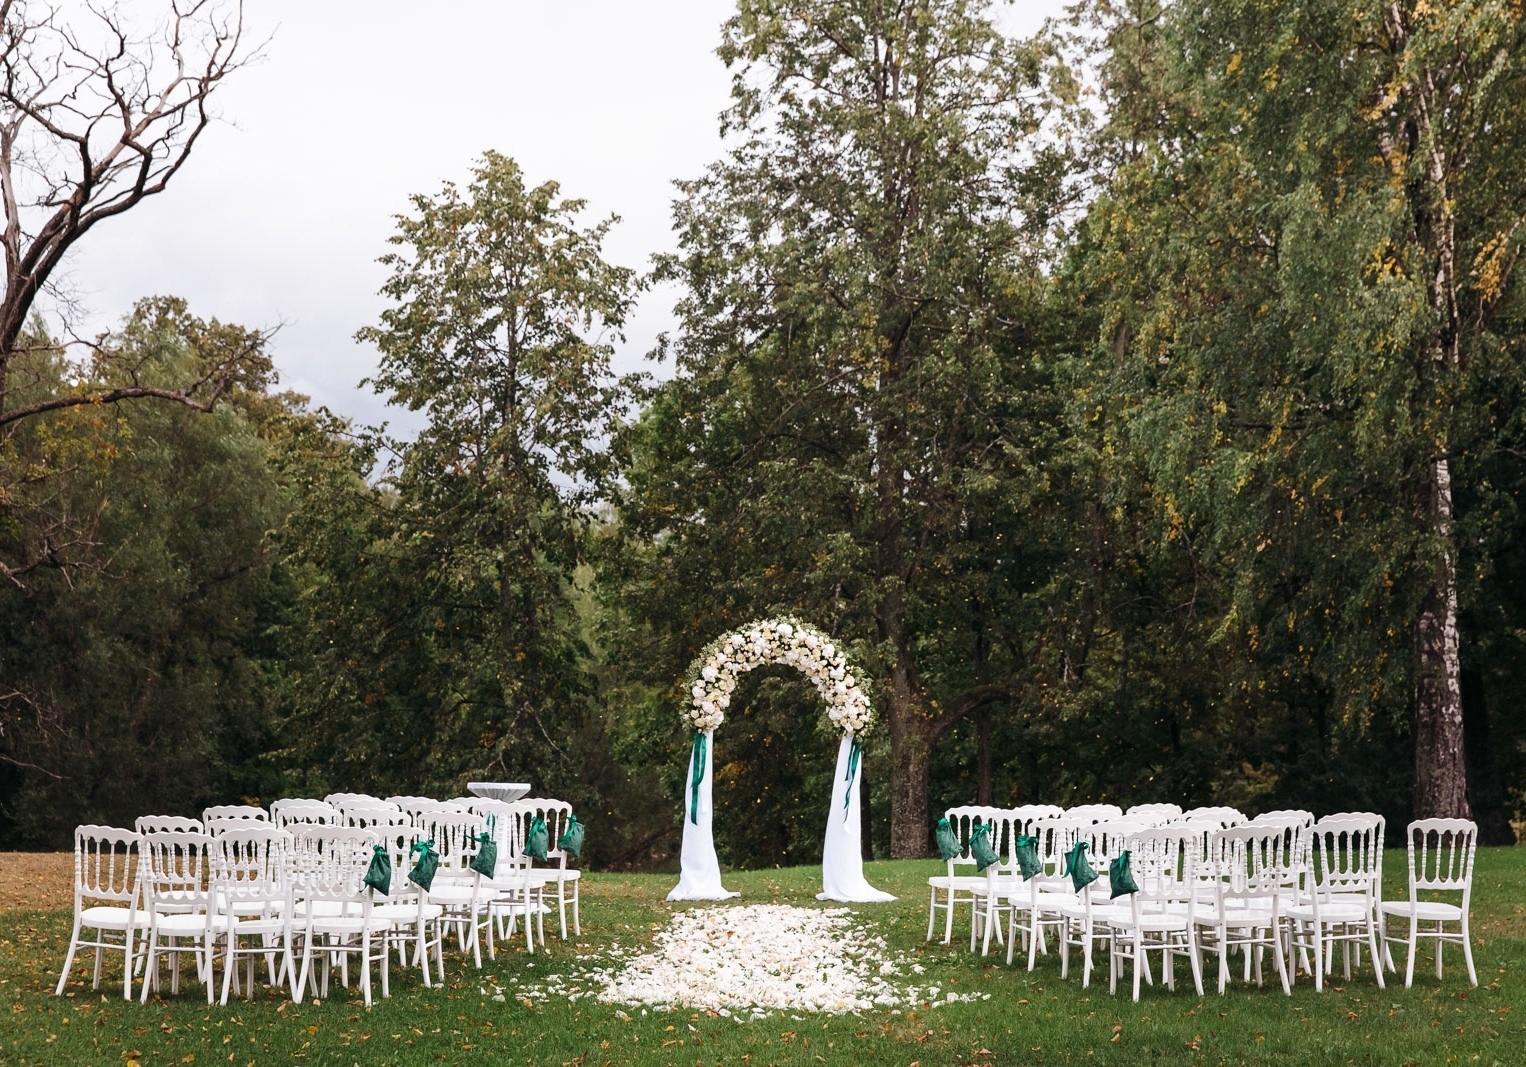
682,617 -> 873,735
582,905 -> 988,1016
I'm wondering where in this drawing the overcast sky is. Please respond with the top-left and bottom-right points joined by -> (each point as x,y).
59,1 -> 1066,433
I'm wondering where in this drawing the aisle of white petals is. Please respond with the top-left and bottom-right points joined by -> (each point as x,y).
494,905 -> 991,1018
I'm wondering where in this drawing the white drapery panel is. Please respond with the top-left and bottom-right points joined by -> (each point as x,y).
667,731 -> 895,903
819,733 -> 897,902
667,730 -> 738,901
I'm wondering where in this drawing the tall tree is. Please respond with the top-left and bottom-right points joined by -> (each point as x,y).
615,0 -> 1073,856
288,152 -> 638,794
1067,0 -> 1526,821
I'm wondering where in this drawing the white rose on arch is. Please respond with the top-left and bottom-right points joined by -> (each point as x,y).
681,616 -> 874,737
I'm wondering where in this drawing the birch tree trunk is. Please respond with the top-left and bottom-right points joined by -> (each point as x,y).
1413,457 -> 1471,819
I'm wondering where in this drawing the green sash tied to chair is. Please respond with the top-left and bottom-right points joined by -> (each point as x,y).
1062,839 -> 1098,892
408,839 -> 439,892
970,822 -> 1000,872
934,816 -> 961,861
363,843 -> 392,895
469,816 -> 498,878
1013,833 -> 1042,880
557,813 -> 585,860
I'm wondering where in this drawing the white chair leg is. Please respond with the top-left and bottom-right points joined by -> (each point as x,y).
54,921 -> 83,997
1404,917 -> 1417,988
1462,917 -> 1478,987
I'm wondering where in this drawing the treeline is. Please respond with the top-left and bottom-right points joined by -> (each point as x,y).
2,0 -> 1523,863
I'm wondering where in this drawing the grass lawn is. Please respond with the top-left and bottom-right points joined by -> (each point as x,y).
2,850 -> 1522,1066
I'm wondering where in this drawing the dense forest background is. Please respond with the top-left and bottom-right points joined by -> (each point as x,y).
2,0 -> 1523,866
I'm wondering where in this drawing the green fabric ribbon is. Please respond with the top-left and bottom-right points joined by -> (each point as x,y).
1013,833 -> 1042,880
842,736 -> 863,822
689,731 -> 707,825
407,839 -> 439,892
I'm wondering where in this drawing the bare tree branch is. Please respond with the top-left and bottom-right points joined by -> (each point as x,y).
0,0 -> 257,421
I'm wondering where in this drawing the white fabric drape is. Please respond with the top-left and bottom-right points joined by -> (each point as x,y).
668,731 -> 895,903
666,730 -> 738,901
818,733 -> 897,902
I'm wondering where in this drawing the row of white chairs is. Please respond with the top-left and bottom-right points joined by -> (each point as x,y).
928,804 -> 1254,946
56,796 -> 583,1004
930,806 -> 1478,999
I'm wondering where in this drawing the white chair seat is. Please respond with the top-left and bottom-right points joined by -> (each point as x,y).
218,913 -> 287,937
1286,901 -> 1368,923
1381,900 -> 1464,922
1194,906 -> 1277,926
371,902 -> 443,923
1112,910 -> 1191,933
927,875 -> 988,891
307,915 -> 389,938
1060,900 -> 1130,922
152,912 -> 213,935
80,906 -> 149,930
425,884 -> 478,905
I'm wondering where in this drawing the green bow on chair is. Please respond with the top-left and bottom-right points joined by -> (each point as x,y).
407,839 -> 439,892
363,844 -> 392,895
469,816 -> 498,878
1013,833 -> 1042,880
1063,840 -> 1099,892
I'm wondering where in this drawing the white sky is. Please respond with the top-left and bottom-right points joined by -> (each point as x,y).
60,0 -> 1067,433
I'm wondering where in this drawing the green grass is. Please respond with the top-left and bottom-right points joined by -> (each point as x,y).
3,850 -> 1522,1066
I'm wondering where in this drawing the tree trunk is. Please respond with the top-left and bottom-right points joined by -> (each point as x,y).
976,707 -> 992,806
888,708 -> 932,858
1413,456 -> 1470,820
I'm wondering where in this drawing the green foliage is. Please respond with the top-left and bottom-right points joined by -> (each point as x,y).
604,0 -> 1077,858
1036,0 -> 1526,829
0,299 -> 289,843
268,154 -> 640,839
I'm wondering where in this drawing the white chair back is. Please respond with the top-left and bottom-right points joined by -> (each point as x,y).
291,826 -> 376,908
399,799 -> 467,821
1310,816 -> 1381,895
71,824 -> 139,909
517,798 -> 580,865
1007,804 -> 1062,838
202,805 -> 268,823
1065,803 -> 1122,823
1086,818 -> 1151,867
271,802 -> 339,829
135,815 -> 202,835
384,795 -> 437,807
343,803 -> 406,829
1405,818 -> 1477,897
212,826 -> 293,908
468,798 -> 523,865
1030,816 -> 1088,880
1179,806 -> 1245,826
1125,802 -> 1183,823
140,831 -> 215,908
941,805 -> 1004,872
413,810 -> 484,875
323,792 -> 382,807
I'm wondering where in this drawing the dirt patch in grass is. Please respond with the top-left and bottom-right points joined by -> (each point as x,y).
0,852 -> 72,911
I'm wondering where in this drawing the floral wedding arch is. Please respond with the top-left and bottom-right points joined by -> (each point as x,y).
667,617 -> 895,903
